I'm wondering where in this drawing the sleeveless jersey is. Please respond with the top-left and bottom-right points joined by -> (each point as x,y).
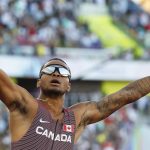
11,101 -> 76,150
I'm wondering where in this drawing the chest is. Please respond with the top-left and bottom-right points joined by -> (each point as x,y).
11,106 -> 76,150
35,119 -> 74,143
30,109 -> 76,149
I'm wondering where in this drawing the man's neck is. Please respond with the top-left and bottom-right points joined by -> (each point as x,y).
38,96 -> 65,117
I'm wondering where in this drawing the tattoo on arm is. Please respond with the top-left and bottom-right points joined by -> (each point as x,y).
76,77 -> 150,126
96,76 -> 150,119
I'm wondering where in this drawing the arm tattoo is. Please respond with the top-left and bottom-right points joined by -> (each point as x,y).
96,76 -> 150,119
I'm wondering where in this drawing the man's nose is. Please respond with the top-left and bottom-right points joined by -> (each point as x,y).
51,70 -> 61,77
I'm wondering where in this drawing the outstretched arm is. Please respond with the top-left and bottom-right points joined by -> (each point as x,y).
0,69 -> 38,142
0,69 -> 34,112
72,76 -> 150,127
0,69 -> 22,108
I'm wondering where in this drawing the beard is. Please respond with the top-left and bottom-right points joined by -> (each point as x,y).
42,88 -> 65,99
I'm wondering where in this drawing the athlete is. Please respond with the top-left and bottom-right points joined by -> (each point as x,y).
0,57 -> 150,150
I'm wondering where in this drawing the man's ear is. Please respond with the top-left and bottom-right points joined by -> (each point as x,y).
67,82 -> 71,92
37,79 -> 41,88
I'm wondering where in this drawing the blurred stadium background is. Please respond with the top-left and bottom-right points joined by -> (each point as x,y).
0,0 -> 150,149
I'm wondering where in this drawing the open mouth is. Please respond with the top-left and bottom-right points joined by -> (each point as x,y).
50,79 -> 60,84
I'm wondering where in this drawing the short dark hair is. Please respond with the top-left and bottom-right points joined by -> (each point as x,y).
39,57 -> 71,79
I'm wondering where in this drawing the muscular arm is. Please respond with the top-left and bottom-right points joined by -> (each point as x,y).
0,69 -> 34,112
0,69 -> 22,107
0,69 -> 38,142
72,76 -> 150,128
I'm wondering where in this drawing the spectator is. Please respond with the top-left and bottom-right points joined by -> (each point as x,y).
0,0 -> 102,56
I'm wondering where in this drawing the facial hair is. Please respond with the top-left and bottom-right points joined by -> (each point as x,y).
42,88 -> 65,99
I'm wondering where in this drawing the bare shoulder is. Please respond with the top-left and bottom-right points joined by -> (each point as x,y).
69,92 -> 127,128
69,101 -> 98,142
69,101 -> 97,127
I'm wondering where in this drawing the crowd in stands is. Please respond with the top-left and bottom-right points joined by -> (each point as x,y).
0,0 -> 102,56
1,0 -> 150,59
106,0 -> 150,59
0,102 -> 10,150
